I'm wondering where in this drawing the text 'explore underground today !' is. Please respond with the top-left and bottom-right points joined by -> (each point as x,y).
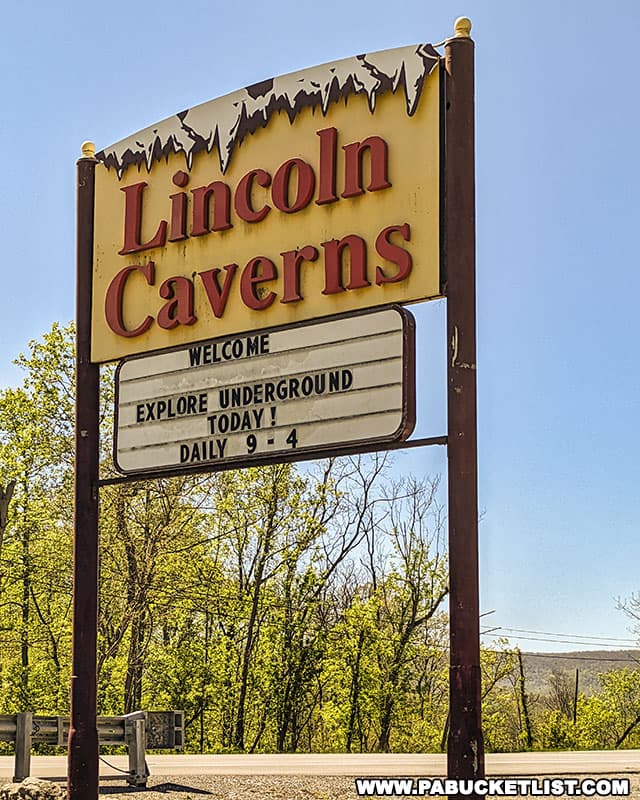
114,307 -> 415,475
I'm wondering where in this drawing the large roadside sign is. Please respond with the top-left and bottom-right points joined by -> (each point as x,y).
91,44 -> 441,364
114,306 -> 415,475
73,25 -> 484,800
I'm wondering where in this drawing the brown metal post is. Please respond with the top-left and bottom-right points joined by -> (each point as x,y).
444,18 -> 485,790
14,712 -> 32,782
68,142 -> 100,799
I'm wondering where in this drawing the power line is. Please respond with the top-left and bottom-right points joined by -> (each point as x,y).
481,631 -> 637,649
491,626 -> 636,644
520,652 -> 638,663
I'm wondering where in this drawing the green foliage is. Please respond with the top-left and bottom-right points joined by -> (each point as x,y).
580,669 -> 640,749
0,321 -> 639,757
538,708 -> 579,749
0,324 -> 76,713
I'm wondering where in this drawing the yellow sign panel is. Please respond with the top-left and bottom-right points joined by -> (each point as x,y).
91,45 -> 441,363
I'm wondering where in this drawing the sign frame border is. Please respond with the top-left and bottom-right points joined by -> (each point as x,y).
111,303 -> 416,480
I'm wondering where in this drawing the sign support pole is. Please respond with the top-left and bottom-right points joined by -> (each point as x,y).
444,18 -> 485,791
68,142 -> 100,800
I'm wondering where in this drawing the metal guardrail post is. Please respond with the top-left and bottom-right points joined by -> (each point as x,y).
0,708 -> 179,785
123,711 -> 148,787
173,710 -> 184,748
57,716 -> 65,746
14,712 -> 32,782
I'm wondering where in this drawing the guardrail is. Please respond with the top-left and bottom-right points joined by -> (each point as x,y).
0,710 -> 184,787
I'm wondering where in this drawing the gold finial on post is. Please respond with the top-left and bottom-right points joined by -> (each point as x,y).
81,141 -> 96,159
454,17 -> 472,38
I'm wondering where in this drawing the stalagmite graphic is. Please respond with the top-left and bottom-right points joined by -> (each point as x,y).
97,44 -> 439,177
91,42 -> 442,363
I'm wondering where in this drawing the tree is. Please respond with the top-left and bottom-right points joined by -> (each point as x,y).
544,669 -> 576,719
0,320 -> 521,758
477,644 -> 519,752
97,476 -> 212,713
0,481 -> 15,563
372,476 -> 448,752
0,323 -> 76,711
619,593 -> 640,640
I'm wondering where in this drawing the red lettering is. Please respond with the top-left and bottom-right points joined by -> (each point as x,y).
191,181 -> 232,236
169,170 -> 189,242
280,245 -> 319,303
272,158 -> 315,213
316,127 -> 338,205
119,182 -> 167,255
168,191 -> 187,241
104,262 -> 155,337
198,264 -> 238,318
235,169 -> 271,223
168,171 -> 190,242
342,136 -> 391,198
321,235 -> 369,294
240,257 -> 277,310
157,276 -> 197,329
375,223 -> 413,284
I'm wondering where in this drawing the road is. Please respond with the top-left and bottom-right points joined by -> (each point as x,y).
0,750 -> 637,780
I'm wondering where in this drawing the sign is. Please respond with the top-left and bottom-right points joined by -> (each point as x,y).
73,23 -> 484,800
91,45 -> 441,363
114,307 -> 415,475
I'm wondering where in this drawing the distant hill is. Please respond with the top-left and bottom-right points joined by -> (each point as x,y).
521,650 -> 640,696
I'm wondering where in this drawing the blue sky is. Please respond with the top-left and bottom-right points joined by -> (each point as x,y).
1,0 -> 639,654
